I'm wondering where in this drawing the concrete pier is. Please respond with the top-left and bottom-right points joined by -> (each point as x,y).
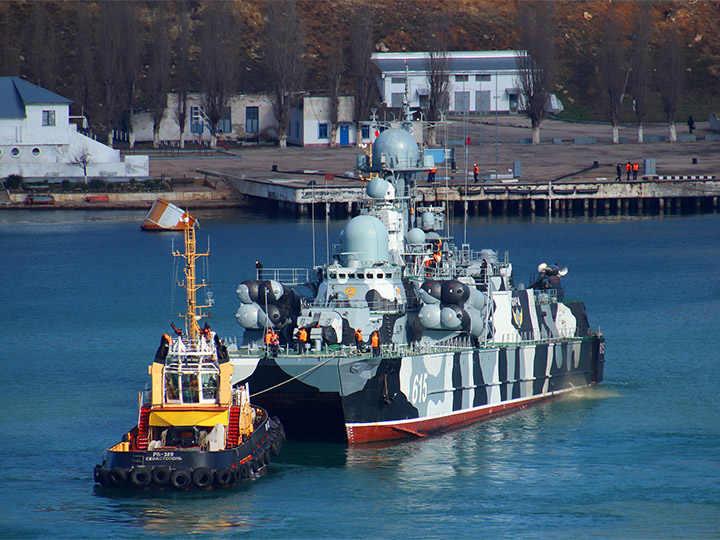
202,168 -> 720,218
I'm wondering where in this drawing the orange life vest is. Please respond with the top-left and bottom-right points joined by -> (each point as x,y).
626,162 -> 631,172
354,329 -> 362,342
371,333 -> 379,347
298,328 -> 308,342
633,162 -> 639,171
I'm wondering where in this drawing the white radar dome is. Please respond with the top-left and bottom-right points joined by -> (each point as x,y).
340,215 -> 389,266
372,128 -> 419,169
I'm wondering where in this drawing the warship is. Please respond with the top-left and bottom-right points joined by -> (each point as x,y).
230,109 -> 605,444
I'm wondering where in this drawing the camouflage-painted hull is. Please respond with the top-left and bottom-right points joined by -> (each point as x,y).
231,334 -> 605,444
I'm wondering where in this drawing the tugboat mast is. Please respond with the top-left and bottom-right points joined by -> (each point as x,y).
175,217 -> 210,342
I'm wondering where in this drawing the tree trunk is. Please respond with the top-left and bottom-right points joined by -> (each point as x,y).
356,126 -> 363,147
426,125 -> 437,146
210,134 -> 217,148
612,123 -> 619,144
179,131 -> 186,149
278,134 -> 287,148
107,131 -> 114,147
153,129 -> 160,149
668,121 -> 677,142
637,123 -> 644,143
330,123 -> 338,148
531,124 -> 540,145
129,127 -> 136,150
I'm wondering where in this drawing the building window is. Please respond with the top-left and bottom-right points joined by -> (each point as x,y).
391,77 -> 406,84
419,94 -> 429,109
32,147 -> 40,156
476,74 -> 491,82
455,75 -> 469,82
42,110 -> 55,126
11,147 -> 19,157
190,106 -> 204,134
218,106 -> 231,133
245,106 -> 259,134
391,93 -> 404,108
318,123 -> 329,139
361,124 -> 370,139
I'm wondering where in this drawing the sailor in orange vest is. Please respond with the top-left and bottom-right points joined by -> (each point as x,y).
297,326 -> 308,354
354,328 -> 364,352
632,161 -> 639,180
428,165 -> 436,183
265,328 -> 279,356
473,164 -> 479,183
626,161 -> 632,181
370,330 -> 381,358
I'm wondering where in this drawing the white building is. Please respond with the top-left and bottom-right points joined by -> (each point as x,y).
287,95 -> 375,147
133,93 -> 276,145
371,51 -> 533,115
0,77 -> 148,180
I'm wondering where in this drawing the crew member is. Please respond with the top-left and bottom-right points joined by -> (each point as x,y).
265,328 -> 279,356
616,163 -> 622,182
473,164 -> 479,183
297,326 -> 308,354
632,161 -> 639,180
626,161 -> 632,182
354,328 -> 364,352
255,260 -> 263,279
428,165 -> 436,183
370,330 -> 381,358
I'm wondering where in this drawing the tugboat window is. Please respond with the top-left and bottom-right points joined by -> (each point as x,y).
165,372 -> 180,401
201,373 -> 218,401
356,273 -> 364,279
181,373 -> 200,403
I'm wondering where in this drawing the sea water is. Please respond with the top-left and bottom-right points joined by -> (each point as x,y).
1,209 -> 719,539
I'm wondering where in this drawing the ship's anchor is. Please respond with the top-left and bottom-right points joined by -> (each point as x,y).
380,372 -> 395,405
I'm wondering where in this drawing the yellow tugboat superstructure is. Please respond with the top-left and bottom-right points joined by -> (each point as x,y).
95,216 -> 284,490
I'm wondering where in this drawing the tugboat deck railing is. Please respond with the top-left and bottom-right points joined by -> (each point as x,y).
256,268 -> 317,284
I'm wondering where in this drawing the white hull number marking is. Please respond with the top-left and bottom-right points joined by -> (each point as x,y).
411,373 -> 428,405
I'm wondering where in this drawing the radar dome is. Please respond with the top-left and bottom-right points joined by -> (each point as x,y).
340,215 -> 389,266
367,177 -> 395,200
406,228 -> 426,245
372,128 -> 419,169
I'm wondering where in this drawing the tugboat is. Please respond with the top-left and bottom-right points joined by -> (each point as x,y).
228,95 -> 605,444
94,216 -> 284,490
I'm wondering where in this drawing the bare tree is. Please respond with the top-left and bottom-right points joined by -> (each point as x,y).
97,1 -> 124,146
516,0 -> 557,145
174,0 -> 191,149
199,2 -> 238,147
149,3 -> 170,148
70,147 -> 93,184
73,5 -> 95,129
597,5 -> 627,144
31,2 -> 58,90
265,0 -> 307,148
327,25 -> 346,148
349,9 -> 376,146
424,20 -> 451,146
658,23 -> 685,143
631,3 -> 651,143
0,7 -> 21,76
119,2 -> 142,149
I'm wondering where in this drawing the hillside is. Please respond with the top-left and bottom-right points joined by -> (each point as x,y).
1,0 -> 718,128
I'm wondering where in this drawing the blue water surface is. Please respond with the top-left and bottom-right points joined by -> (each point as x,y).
1,208 -> 719,539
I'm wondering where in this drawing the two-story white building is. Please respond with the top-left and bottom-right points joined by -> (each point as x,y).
0,77 -> 148,180
371,50 -> 561,116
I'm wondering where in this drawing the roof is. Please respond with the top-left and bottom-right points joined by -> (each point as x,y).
371,51 -> 525,75
0,77 -> 72,118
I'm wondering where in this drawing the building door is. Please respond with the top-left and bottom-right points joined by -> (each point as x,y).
476,91 -> 491,114
508,93 -> 519,114
340,124 -> 349,146
454,92 -> 470,113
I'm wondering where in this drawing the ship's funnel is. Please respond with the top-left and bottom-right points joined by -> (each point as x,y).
340,215 -> 389,266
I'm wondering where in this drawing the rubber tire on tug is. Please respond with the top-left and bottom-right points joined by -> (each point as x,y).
108,467 -> 128,487
192,467 -> 214,489
241,463 -> 252,478
130,467 -> 152,488
170,469 -> 192,490
152,466 -> 171,486
94,465 -> 106,485
215,468 -> 232,487
231,468 -> 241,483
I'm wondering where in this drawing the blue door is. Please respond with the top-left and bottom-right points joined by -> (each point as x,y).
340,124 -> 349,146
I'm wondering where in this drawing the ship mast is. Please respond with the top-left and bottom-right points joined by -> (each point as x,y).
175,216 -> 210,342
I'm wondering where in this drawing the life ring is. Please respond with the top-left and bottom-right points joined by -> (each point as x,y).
192,467 -> 214,489
231,467 -> 241,483
108,467 -> 127,486
170,469 -> 192,490
130,467 -> 152,488
152,466 -> 171,486
215,468 -> 232,487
